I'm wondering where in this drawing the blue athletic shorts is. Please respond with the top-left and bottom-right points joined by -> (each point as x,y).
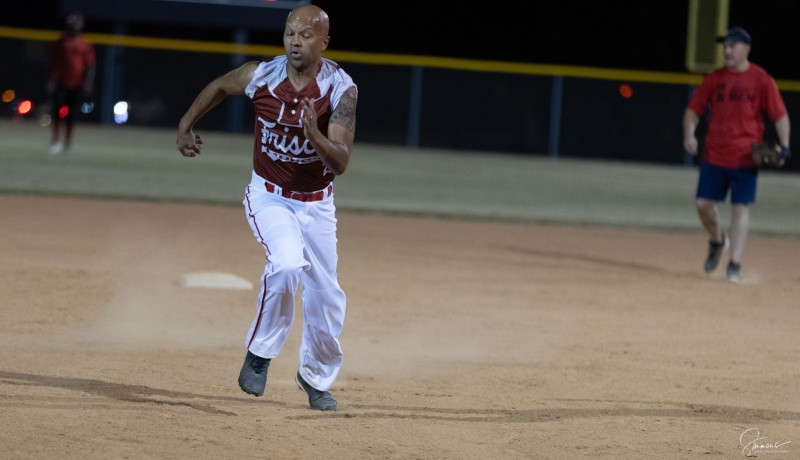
695,162 -> 758,204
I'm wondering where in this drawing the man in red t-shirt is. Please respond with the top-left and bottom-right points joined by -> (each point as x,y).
47,13 -> 96,155
683,27 -> 790,283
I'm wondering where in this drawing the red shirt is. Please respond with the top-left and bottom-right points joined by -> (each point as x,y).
687,63 -> 787,168
49,34 -> 95,89
245,56 -> 356,192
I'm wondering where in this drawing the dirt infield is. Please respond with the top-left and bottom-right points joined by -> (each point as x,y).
2,195 -> 799,459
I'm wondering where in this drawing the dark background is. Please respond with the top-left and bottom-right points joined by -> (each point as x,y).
5,0 -> 800,78
3,0 -> 800,171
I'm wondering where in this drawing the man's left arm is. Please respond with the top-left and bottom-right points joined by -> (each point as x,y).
775,115 -> 790,149
303,86 -> 358,176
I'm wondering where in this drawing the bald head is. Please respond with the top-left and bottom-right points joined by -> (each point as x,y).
283,4 -> 331,73
287,5 -> 329,36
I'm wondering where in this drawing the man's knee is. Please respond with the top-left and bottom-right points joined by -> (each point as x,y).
731,204 -> 750,218
695,198 -> 715,213
267,256 -> 307,287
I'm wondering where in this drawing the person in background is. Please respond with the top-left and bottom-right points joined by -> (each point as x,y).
176,4 -> 357,411
683,26 -> 790,283
47,12 -> 96,155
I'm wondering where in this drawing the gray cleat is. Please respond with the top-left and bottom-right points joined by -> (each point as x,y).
704,234 -> 729,273
295,371 -> 337,411
726,261 -> 742,283
238,350 -> 270,396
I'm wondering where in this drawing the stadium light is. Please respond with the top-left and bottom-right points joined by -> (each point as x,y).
114,101 -> 129,124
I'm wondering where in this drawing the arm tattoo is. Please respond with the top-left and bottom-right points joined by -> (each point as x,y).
330,86 -> 357,133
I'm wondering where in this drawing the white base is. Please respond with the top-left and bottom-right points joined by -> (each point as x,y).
180,272 -> 253,290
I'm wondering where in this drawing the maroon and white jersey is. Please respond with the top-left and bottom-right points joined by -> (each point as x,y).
245,55 -> 356,192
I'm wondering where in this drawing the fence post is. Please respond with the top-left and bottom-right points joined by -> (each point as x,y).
548,75 -> 563,158
227,28 -> 248,133
100,22 -> 127,125
406,65 -> 423,148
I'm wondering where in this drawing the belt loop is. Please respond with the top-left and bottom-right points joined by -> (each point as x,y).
264,181 -> 283,196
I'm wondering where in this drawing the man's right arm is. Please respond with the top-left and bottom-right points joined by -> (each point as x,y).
176,61 -> 258,157
683,108 -> 700,156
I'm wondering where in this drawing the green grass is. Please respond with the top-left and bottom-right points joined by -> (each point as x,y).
2,118 -> 799,236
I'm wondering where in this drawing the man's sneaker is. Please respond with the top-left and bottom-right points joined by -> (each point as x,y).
727,261 -> 742,283
704,234 -> 729,273
295,371 -> 337,411
48,142 -> 63,155
238,350 -> 270,396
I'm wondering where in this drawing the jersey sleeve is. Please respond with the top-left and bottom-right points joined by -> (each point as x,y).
687,73 -> 714,117
245,57 -> 284,99
763,76 -> 788,121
